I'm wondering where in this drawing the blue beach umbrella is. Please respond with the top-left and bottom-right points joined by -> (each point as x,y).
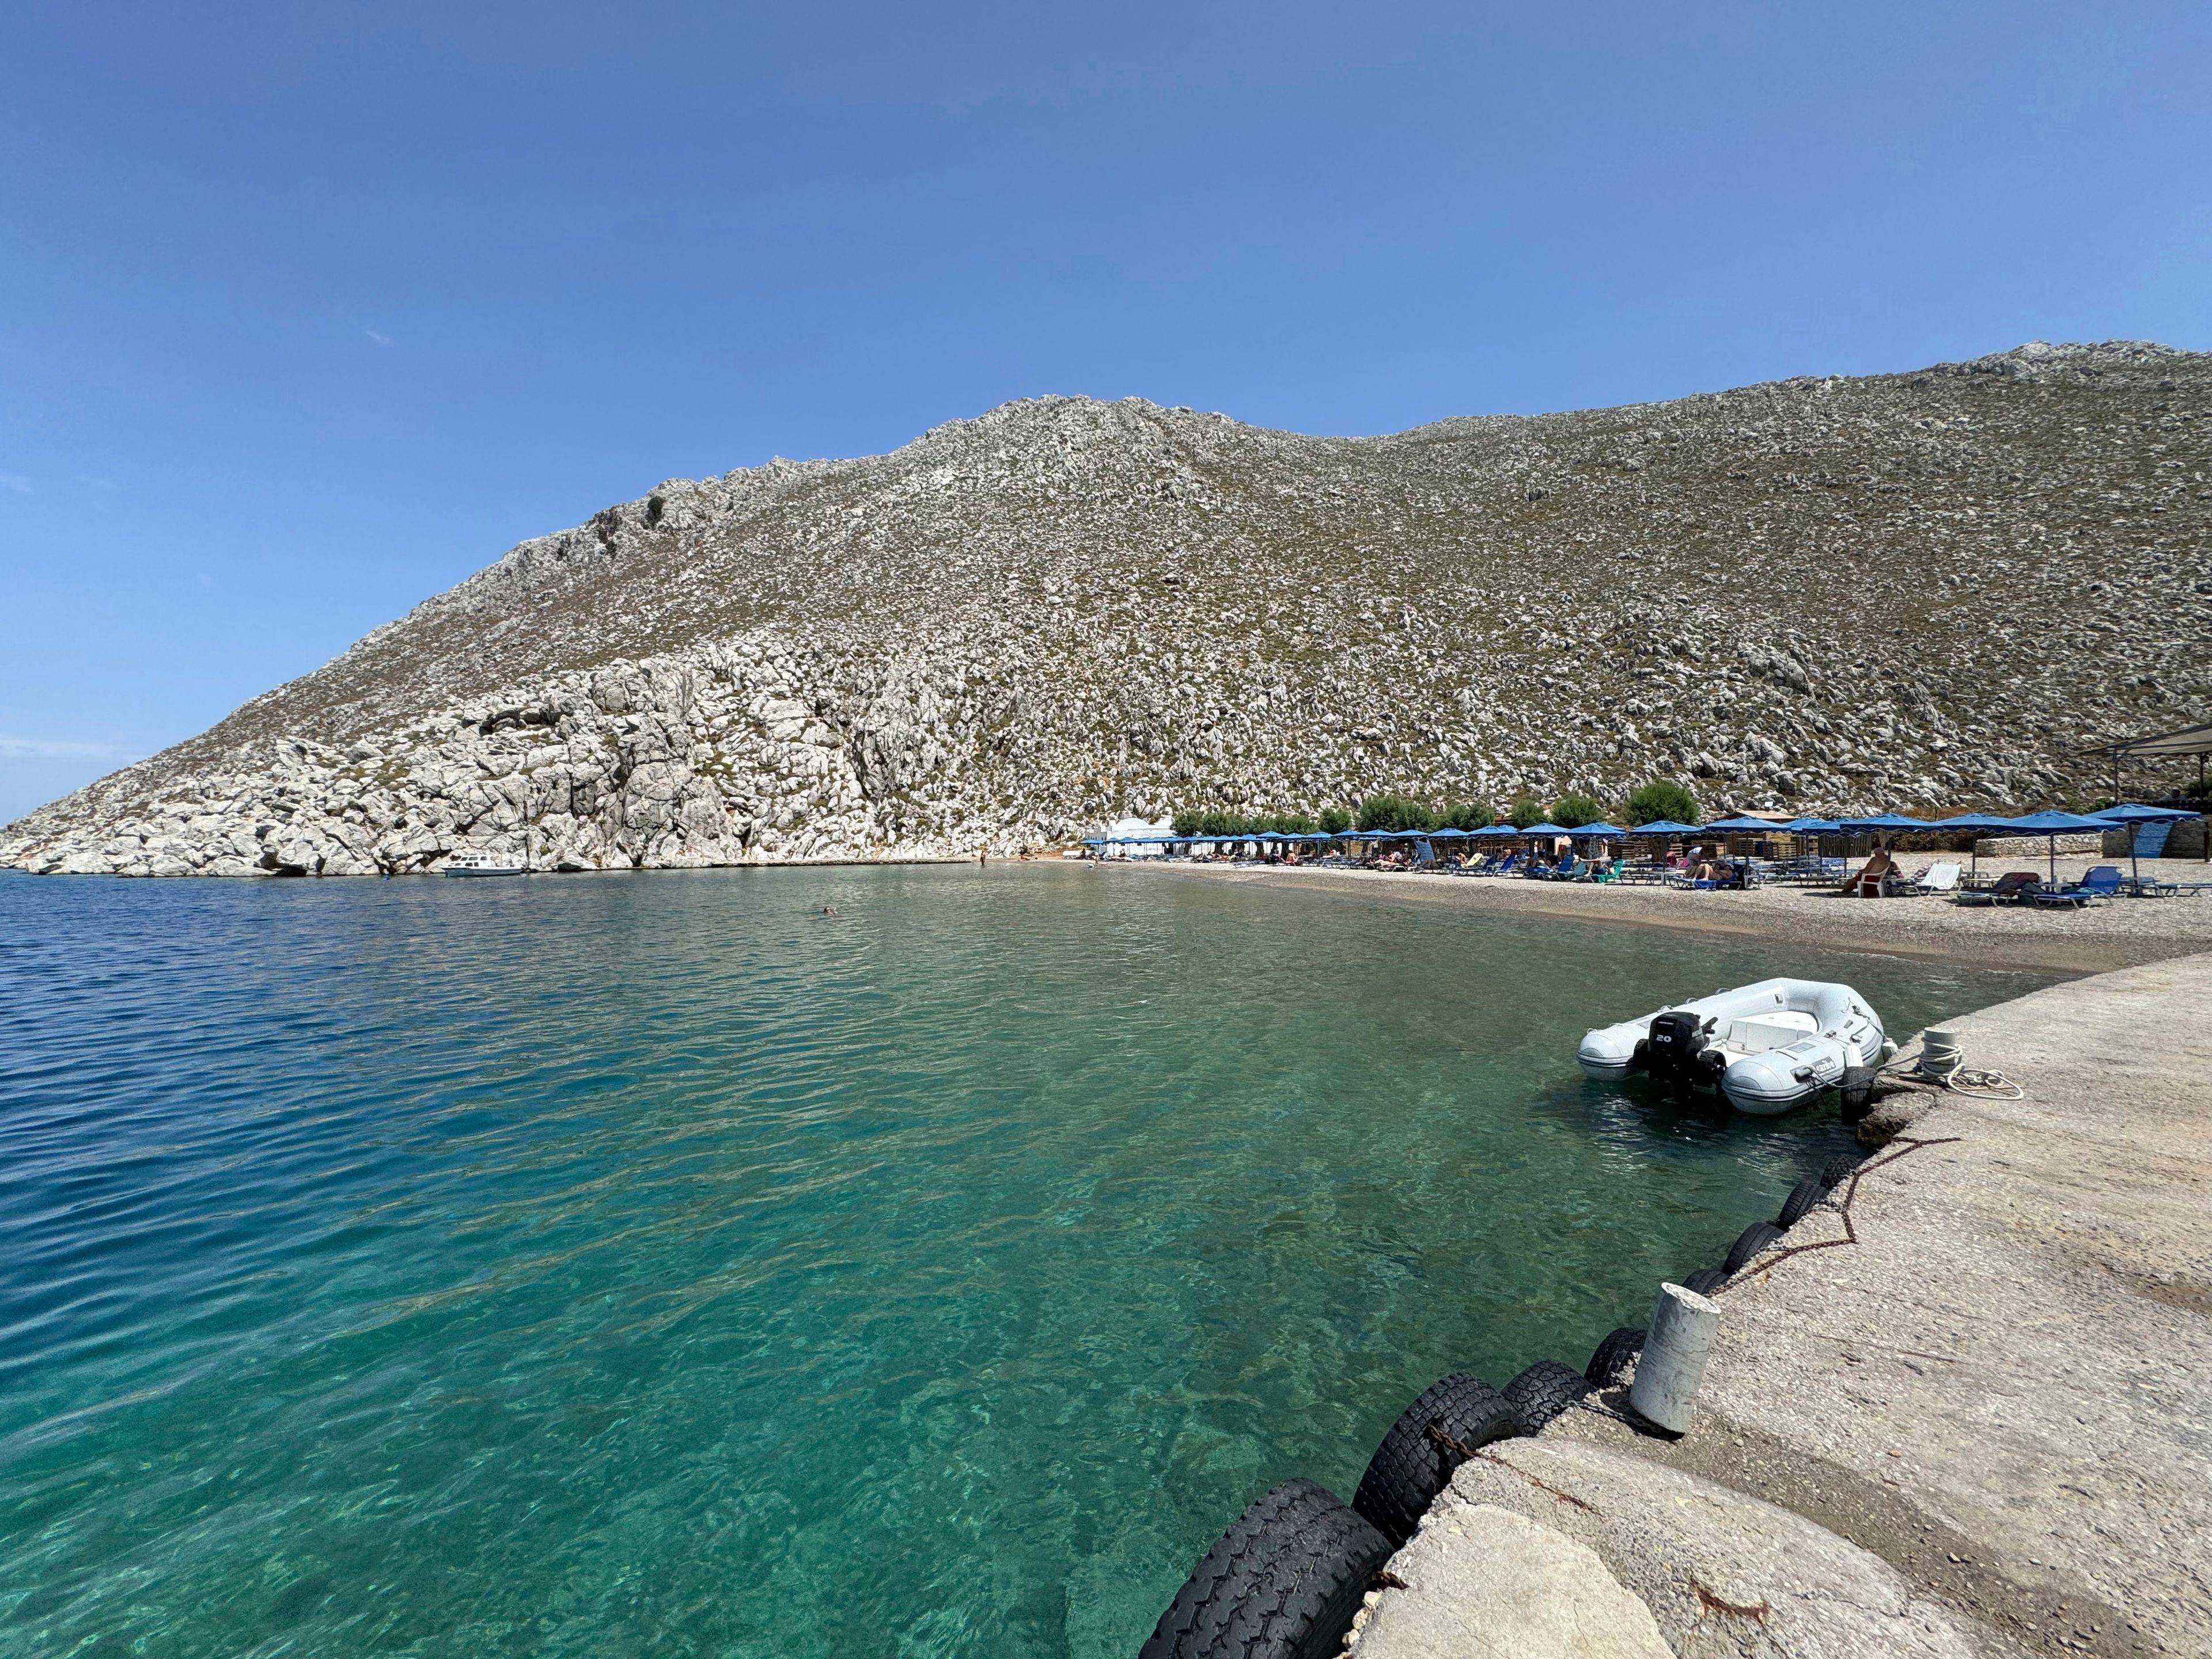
1996,810 -> 2120,884
1702,815 -> 1782,834
2094,802 -> 2194,823
1568,821 -> 1627,838
1519,822 -> 1570,837
2094,801 -> 2197,884
1928,812 -> 2019,879
1627,819 -> 1702,836
1839,812 -> 1931,857
1779,816 -> 1845,872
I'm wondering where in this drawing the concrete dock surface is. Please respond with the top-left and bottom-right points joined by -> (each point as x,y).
1351,951 -> 2212,1658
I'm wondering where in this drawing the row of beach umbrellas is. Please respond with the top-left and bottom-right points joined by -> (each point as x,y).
1088,804 -> 2195,885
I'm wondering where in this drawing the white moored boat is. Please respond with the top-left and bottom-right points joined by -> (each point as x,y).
442,850 -> 528,877
1576,977 -> 1893,1115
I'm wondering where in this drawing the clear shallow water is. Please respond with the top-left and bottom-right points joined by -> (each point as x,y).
0,864 -> 2056,1658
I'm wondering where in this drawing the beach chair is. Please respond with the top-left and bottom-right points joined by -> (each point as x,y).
2034,865 -> 2124,908
1955,871 -> 2040,907
1914,862 -> 1962,895
1839,849 -> 1896,897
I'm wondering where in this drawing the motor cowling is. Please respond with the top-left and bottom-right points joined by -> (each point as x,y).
1645,1011 -> 1706,1082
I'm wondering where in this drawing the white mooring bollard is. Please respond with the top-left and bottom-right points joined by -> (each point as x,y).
1630,1282 -> 1721,1435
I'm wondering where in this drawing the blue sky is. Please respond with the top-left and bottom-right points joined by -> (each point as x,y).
2,3 -> 2208,821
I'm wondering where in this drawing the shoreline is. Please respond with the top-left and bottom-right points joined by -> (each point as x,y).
1109,857 -> 2209,976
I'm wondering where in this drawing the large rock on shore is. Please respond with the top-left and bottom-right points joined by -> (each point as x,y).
7,340 -> 2211,876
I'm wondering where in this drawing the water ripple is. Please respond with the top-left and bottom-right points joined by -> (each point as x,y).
0,865 -> 2051,1658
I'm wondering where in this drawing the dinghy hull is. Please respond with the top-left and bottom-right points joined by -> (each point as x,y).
1577,977 -> 1888,1115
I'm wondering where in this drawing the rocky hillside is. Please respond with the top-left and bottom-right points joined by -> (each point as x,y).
8,340 -> 2210,876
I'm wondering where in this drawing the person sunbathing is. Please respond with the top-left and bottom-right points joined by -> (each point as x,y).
1840,847 -> 1895,897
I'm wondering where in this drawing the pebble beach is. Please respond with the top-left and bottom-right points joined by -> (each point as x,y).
1128,853 -> 2212,976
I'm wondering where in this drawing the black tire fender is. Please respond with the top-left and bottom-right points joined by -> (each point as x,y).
1501,1361 -> 1592,1434
1724,1221 -> 1787,1275
1839,1062 -> 1878,1119
1679,1267 -> 1730,1297
1816,1153 -> 1861,1191
1138,1479 -> 1393,1659
1584,1325 -> 1646,1387
1352,1374 -> 1521,1546
1777,1177 -> 1825,1229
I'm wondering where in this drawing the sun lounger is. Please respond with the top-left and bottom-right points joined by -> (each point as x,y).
1913,862 -> 1962,894
1954,871 -> 2041,907
2030,885 -> 2094,909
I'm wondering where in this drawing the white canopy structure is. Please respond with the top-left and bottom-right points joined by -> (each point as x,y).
1097,816 -> 1174,857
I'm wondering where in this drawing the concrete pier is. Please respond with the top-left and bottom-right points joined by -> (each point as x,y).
1352,951 -> 2212,1658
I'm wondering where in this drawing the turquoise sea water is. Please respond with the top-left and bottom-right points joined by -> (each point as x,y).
0,863 -> 2056,1658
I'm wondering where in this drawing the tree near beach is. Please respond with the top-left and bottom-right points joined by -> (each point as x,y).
1626,779 -> 1701,827
1355,794 -> 1437,833
1505,793 -> 1545,829
1551,793 -> 1606,828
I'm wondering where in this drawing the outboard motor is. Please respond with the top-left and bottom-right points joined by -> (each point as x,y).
1644,1011 -> 1706,1085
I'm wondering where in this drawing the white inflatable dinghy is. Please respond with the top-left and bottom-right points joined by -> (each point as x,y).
1576,977 -> 1893,1115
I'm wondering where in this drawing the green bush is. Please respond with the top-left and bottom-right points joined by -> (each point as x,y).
1269,813 -> 1318,835
1355,793 -> 1437,833
1551,792 -> 1605,829
1441,801 -> 1495,831
1505,792 -> 1545,830
1171,810 -> 1203,837
1626,779 -> 1700,827
1318,806 -> 1352,836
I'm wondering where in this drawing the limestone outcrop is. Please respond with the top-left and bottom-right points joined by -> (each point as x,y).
7,340 -> 2210,876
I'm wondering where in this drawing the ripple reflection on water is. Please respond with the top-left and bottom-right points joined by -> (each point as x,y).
0,865 -> 2053,1657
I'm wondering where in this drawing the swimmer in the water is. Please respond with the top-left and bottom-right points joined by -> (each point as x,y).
823,904 -> 839,916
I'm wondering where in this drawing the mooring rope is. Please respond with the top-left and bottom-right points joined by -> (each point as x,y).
1880,1035 -> 2025,1101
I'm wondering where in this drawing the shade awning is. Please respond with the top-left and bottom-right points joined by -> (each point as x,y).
1702,815 -> 1785,832
1626,819 -> 1702,836
2088,719 -> 2212,762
